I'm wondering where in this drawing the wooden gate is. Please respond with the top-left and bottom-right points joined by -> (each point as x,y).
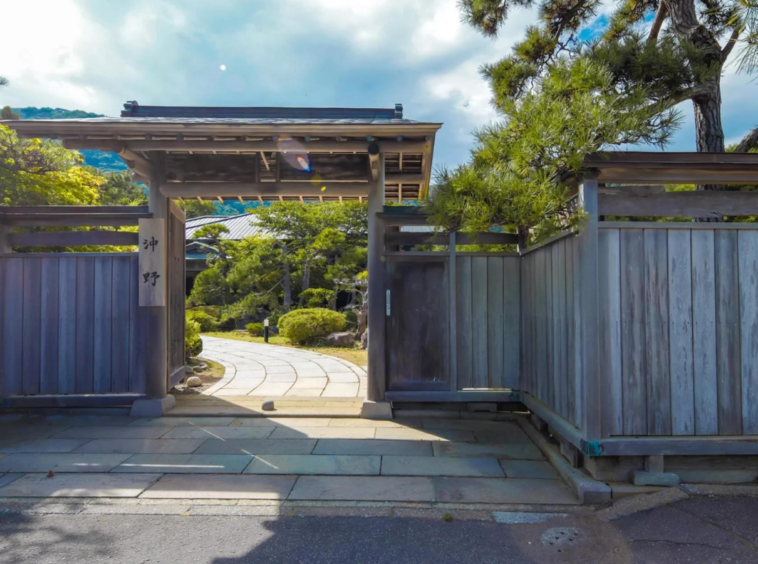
386,258 -> 449,391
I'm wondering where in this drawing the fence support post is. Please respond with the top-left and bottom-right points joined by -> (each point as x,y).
131,155 -> 175,417
578,173 -> 602,441
448,232 -> 458,392
363,153 -> 392,419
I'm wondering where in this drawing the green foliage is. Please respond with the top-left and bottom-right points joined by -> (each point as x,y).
278,308 -> 346,345
246,322 -> 265,336
98,171 -> 147,206
185,318 -> 203,360
179,198 -> 217,219
189,268 -> 232,306
1,107 -> 19,120
186,310 -> 219,332
299,288 -> 336,308
217,316 -> 237,331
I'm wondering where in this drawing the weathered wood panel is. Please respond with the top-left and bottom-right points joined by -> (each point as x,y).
739,231 -> 758,434
621,229 -> 647,435
596,225 -> 758,437
487,257 -> 504,387
502,257 -> 521,389
598,229 -> 623,436
471,257 -> 489,388
456,257 -> 473,389
0,254 -> 146,398
691,230 -> 718,435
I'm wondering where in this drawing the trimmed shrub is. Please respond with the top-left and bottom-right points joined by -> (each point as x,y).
217,316 -> 237,331
278,308 -> 346,345
186,310 -> 219,332
185,319 -> 203,360
246,322 -> 265,336
343,310 -> 358,331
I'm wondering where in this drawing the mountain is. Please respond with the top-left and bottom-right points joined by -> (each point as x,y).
11,107 -> 127,172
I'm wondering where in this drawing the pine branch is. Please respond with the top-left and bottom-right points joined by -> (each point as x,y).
721,26 -> 741,60
648,2 -> 668,43
734,125 -> 758,152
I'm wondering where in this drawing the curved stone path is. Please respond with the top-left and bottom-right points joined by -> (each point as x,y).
199,336 -> 367,398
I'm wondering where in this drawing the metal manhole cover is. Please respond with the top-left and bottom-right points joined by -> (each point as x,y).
540,527 -> 584,551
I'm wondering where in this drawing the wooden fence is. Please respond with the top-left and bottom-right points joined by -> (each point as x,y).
597,223 -> 758,437
0,254 -> 147,397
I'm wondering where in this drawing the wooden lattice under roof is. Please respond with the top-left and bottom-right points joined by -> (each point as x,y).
2,102 -> 442,204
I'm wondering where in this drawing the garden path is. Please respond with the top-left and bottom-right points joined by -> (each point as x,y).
199,337 -> 367,399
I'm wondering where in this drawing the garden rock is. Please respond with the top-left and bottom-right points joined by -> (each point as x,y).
184,366 -> 194,375
193,366 -> 205,374
186,376 -> 203,388
262,400 -> 276,411
360,330 -> 368,350
327,332 -> 354,347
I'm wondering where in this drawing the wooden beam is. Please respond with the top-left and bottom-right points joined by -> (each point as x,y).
258,195 -> 264,204
367,156 -> 386,402
384,232 -> 519,246
596,168 -> 758,185
7,231 -> 139,247
0,206 -> 149,215
599,221 -> 758,230
598,185 -> 665,196
2,215 -> 151,227
160,182 -> 371,198
57,139 -> 431,154
598,191 -> 758,217
217,196 -> 224,204
385,390 -> 518,402
260,152 -> 270,171
596,436 -> 758,456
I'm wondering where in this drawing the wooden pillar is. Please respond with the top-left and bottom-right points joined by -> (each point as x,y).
144,158 -> 168,401
0,219 -> 10,255
367,153 -> 386,402
577,173 -> 602,441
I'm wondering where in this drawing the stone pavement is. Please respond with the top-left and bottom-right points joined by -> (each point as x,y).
200,336 -> 367,398
0,414 -> 578,505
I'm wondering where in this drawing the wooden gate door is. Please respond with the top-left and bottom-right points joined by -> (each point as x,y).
385,258 -> 449,391
167,201 -> 186,388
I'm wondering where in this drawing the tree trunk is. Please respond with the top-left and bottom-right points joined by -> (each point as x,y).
282,245 -> 292,312
692,80 -> 726,192
297,257 -> 311,308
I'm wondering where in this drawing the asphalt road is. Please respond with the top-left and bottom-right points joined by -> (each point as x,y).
0,496 -> 756,564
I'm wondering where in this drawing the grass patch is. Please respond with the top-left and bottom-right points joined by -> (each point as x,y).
203,331 -> 368,367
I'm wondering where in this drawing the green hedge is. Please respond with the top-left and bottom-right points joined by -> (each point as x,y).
186,318 -> 203,360
278,308 -> 346,345
186,310 -> 219,332
246,322 -> 265,336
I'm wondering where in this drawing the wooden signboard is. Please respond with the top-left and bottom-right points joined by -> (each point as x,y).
138,218 -> 166,306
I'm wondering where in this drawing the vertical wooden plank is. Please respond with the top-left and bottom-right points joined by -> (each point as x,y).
535,250 -> 548,403
668,230 -> 695,435
739,230 -> 758,435
553,240 -> 567,418
39,258 -> 60,395
75,257 -> 95,394
572,236 -> 585,429
111,257 -> 132,393
456,257 -> 473,390
691,230 -> 718,435
57,258 -> 77,394
715,230 -> 742,435
471,257 -> 489,388
487,257 -> 505,388
621,229 -> 647,435
448,233 -> 457,392
93,256 -> 113,393
519,255 -> 528,393
21,258 -> 42,395
544,245 -> 554,410
129,256 -> 146,394
644,229 -> 671,436
503,257 -> 520,390
598,229 -> 623,436
2,259 -> 24,395
565,236 -> 577,426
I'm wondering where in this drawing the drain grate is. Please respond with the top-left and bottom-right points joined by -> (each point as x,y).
540,527 -> 584,552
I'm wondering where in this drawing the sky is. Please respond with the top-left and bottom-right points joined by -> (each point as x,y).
1,0 -> 756,171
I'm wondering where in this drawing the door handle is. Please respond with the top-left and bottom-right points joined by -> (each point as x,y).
385,289 -> 391,317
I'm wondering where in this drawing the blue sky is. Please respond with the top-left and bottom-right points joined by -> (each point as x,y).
1,0 -> 756,170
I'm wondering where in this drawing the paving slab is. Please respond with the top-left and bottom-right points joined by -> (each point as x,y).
433,442 -> 545,460
323,373 -> 359,383
244,455 -> 380,475
53,427 -> 172,440
499,460 -> 561,480
194,439 -> 317,456
288,476 -> 435,501
321,384 -> 360,397
161,427 -> 275,440
381,456 -> 505,477
71,439 -> 207,455
313,439 -> 434,456
375,428 -> 475,442
433,477 -> 579,505
268,426 -> 375,440
129,417 -> 236,427
0,473 -> 161,498
285,389 -> 323,397
0,439 -> 91,454
327,419 -> 409,428
140,474 -> 297,499
112,454 -> 253,474
473,429 -> 534,445
230,417 -> 332,427
0,453 -> 131,473
0,473 -> 24,488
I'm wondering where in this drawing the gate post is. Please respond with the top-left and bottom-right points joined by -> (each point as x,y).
130,155 -> 175,417
363,152 -> 392,419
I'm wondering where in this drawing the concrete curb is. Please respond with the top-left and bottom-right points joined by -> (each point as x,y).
517,418 -> 611,505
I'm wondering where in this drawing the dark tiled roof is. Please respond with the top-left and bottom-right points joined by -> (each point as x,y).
186,213 -> 272,240
121,101 -> 405,121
